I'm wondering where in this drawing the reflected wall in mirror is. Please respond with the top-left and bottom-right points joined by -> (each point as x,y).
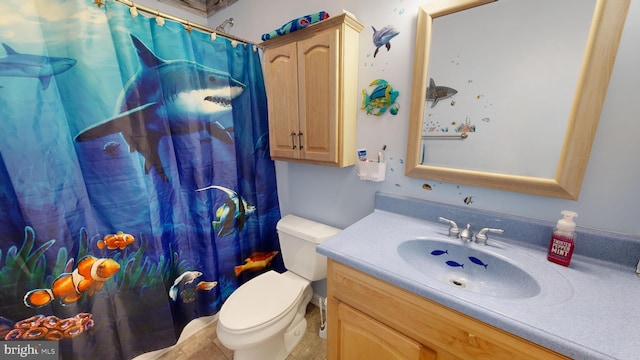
422,0 -> 594,179
405,0 -> 630,199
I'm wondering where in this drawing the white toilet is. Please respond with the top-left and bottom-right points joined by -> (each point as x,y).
216,214 -> 341,360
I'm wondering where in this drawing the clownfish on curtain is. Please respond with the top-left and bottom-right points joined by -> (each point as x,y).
0,0 -> 283,359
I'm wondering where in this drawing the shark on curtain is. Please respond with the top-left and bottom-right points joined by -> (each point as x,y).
75,35 -> 245,181
0,43 -> 77,90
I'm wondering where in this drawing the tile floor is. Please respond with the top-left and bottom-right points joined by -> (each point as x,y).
155,304 -> 326,360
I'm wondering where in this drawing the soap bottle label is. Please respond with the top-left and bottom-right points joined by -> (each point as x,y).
547,234 -> 574,266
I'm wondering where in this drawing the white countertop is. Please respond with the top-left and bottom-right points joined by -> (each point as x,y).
317,209 -> 640,360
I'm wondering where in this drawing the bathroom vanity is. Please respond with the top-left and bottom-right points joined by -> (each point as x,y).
327,260 -> 567,359
318,193 -> 640,360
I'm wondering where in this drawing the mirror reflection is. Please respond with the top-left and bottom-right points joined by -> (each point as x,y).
421,0 -> 594,178
405,0 -> 630,199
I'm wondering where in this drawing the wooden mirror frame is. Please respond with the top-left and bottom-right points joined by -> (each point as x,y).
405,0 -> 630,199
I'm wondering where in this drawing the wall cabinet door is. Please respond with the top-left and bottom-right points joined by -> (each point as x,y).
296,28 -> 338,163
261,13 -> 362,167
264,42 -> 300,160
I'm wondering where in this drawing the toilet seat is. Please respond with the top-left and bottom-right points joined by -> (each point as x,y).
219,271 -> 305,333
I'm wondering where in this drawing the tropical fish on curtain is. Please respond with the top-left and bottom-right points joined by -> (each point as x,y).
0,0 -> 282,359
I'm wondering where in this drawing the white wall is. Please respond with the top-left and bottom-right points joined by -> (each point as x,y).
135,0 -> 208,26
204,0 -> 640,237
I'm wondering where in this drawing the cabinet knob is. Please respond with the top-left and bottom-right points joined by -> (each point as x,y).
298,132 -> 304,150
467,332 -> 478,347
290,132 -> 297,149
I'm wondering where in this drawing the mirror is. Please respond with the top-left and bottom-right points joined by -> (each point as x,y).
405,0 -> 630,199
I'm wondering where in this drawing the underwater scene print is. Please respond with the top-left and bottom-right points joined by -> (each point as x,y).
0,0 -> 282,359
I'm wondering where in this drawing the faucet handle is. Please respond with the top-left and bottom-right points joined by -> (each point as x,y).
475,228 -> 505,245
438,217 -> 460,238
460,224 -> 474,242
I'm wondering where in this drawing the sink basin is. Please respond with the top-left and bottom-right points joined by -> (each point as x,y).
397,239 -> 541,299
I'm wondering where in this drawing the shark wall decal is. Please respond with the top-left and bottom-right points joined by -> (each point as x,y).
75,35 -> 245,181
0,43 -> 77,90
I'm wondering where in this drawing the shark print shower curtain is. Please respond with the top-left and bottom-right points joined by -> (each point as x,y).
0,0 -> 283,358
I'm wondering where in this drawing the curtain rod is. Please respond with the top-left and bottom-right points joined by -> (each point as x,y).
111,0 -> 259,47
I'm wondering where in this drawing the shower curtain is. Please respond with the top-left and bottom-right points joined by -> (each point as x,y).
0,0 -> 283,359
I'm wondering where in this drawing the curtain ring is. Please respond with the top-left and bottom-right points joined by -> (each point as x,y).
155,10 -> 165,26
211,32 -> 217,41
129,1 -> 138,17
185,21 -> 192,33
231,40 -> 238,48
129,2 -> 138,17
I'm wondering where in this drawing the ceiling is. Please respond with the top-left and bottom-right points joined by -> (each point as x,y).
158,0 -> 239,17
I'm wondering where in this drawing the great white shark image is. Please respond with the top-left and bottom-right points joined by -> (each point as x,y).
75,35 -> 245,181
0,43 -> 77,90
426,78 -> 457,108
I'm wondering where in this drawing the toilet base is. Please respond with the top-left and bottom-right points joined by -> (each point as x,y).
231,287 -> 312,360
231,317 -> 307,360
283,315 -> 307,355
231,336 -> 286,360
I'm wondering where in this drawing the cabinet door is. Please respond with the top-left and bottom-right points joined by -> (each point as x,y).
264,42 -> 300,159
297,28 -> 339,163
337,302 -> 436,360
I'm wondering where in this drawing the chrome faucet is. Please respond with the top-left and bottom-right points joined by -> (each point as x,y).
438,217 -> 460,238
475,227 -> 505,245
460,224 -> 474,242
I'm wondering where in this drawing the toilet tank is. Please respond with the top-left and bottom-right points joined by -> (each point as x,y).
276,215 -> 341,281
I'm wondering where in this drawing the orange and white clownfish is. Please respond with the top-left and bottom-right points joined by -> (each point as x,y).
97,231 -> 134,250
23,255 -> 120,308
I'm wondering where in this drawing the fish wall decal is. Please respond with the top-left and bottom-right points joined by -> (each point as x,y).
361,79 -> 400,116
0,43 -> 76,90
371,25 -> 399,57
75,35 -> 245,181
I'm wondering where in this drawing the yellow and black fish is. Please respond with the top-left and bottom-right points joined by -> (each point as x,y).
196,185 -> 256,237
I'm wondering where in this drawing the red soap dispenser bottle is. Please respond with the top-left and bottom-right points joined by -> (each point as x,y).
547,210 -> 578,266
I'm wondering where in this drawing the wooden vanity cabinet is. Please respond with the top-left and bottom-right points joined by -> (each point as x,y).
327,259 -> 570,360
261,13 -> 363,167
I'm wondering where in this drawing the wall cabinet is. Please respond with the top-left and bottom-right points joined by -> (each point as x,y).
261,13 -> 363,167
327,260 -> 570,360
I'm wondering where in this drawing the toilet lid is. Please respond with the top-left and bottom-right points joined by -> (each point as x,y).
220,270 -> 305,331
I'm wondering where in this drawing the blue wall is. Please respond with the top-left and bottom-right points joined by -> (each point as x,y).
208,0 -> 640,237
